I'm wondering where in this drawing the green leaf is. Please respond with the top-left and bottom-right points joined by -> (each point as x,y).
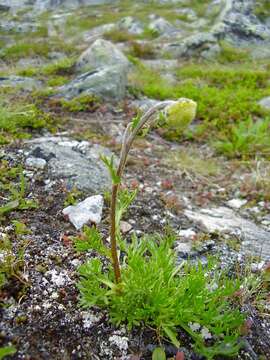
152,347 -> 166,360
100,155 -> 120,185
131,114 -> 141,130
163,326 -> 180,348
0,345 -> 17,359
0,200 -> 19,215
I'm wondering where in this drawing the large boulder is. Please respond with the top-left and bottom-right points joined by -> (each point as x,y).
212,0 -> 270,44
76,39 -> 129,74
185,207 -> 270,260
148,16 -> 175,36
25,136 -> 115,193
0,76 -> 42,91
165,32 -> 220,59
58,66 -> 127,100
0,0 -> 117,11
60,39 -> 129,101
117,16 -> 144,35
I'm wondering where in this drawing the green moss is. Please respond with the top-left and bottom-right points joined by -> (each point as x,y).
60,94 -> 100,112
103,29 -> 136,42
47,76 -> 69,87
164,148 -> 221,178
41,57 -> 75,76
214,117 -> 270,158
254,0 -> 270,21
0,42 -> 50,61
0,101 -> 55,143
129,61 -> 270,157
128,41 -> 156,59
17,67 -> 39,77
218,41 -> 251,63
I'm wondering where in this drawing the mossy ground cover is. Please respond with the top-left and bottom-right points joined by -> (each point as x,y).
64,0 -> 211,36
129,59 -> 270,157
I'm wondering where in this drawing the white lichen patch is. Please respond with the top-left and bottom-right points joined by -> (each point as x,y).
81,311 -> 102,329
109,334 -> 129,352
45,269 -> 71,287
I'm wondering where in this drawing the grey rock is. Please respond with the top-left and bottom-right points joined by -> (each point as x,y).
83,23 -> 115,42
58,66 -> 127,100
148,17 -> 175,35
251,46 -> 270,59
0,0 -> 117,11
258,96 -> 270,111
76,39 -> 129,74
25,157 -> 47,170
0,76 -> 42,91
25,136 -> 115,193
131,98 -> 161,113
185,207 -> 270,260
63,194 -> 104,229
142,59 -> 178,71
176,8 -> 197,22
212,0 -> 270,44
227,198 -> 247,209
165,32 -> 220,59
175,242 -> 192,255
117,16 -> 144,35
0,20 -> 38,33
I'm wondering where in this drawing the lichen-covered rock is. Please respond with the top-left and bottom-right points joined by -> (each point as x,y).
58,66 -> 127,100
212,0 -> 270,44
117,16 -> 144,35
0,76 -> 42,91
25,136 -> 115,193
76,39 -> 129,74
148,16 -> 175,35
258,96 -> 270,111
165,32 -> 220,59
0,0 -> 117,11
185,207 -> 270,260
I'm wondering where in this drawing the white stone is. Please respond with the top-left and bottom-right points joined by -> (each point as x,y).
227,198 -> 247,209
259,96 -> 270,110
175,242 -> 192,254
63,195 -> 104,230
82,311 -> 102,329
179,228 -> 196,238
109,334 -> 129,352
185,207 -> 270,260
46,269 -> 71,287
25,156 -> 47,170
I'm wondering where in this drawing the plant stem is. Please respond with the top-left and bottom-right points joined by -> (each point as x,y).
110,183 -> 121,283
110,100 -> 177,283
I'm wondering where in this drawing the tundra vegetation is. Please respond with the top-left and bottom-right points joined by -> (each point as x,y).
0,0 -> 270,359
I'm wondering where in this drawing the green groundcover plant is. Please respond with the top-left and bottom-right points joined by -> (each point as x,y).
77,100 -> 246,359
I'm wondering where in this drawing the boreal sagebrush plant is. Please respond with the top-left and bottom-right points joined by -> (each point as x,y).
77,99 -> 246,359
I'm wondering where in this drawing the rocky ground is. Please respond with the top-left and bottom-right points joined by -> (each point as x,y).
0,0 -> 270,359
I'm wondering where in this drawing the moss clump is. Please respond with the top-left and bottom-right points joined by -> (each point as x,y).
254,0 -> 270,21
0,101 -> 54,143
129,60 -> 270,157
103,29 -> 136,42
0,42 -> 50,61
214,117 -> 270,158
41,57 -> 75,76
60,94 -> 100,112
165,148 -> 221,178
128,41 -> 156,59
218,41 -> 251,63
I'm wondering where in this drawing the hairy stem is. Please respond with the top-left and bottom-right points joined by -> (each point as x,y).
110,101 -> 175,283
110,183 -> 121,283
